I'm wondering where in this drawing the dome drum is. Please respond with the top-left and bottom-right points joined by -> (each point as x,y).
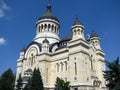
36,21 -> 59,35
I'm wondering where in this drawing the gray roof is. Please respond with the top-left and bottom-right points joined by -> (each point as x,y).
38,3 -> 59,22
72,17 -> 83,26
90,30 -> 99,38
61,36 -> 72,42
20,47 -> 26,52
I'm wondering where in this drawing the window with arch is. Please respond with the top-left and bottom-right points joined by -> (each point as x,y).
74,30 -> 76,35
90,55 -> 93,70
52,25 -> 54,32
55,26 -> 57,33
44,24 -> 47,31
61,62 -> 63,71
75,62 -> 77,75
41,24 -> 43,31
65,61 -> 67,71
78,29 -> 80,35
81,30 -> 83,34
48,24 -> 50,31
57,63 -> 59,72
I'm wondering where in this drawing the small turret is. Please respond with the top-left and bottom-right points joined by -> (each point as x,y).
42,38 -> 49,52
71,17 -> 85,40
90,30 -> 101,50
19,48 -> 25,59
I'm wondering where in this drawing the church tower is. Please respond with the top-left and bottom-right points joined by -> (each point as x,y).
71,18 -> 85,40
34,2 -> 60,44
90,30 -> 101,50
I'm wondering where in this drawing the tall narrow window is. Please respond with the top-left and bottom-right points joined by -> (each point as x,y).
48,24 -> 50,31
46,68 -> 48,83
65,61 -> 67,71
75,62 -> 77,75
57,63 -> 59,72
78,29 -> 80,35
91,59 -> 93,70
90,55 -> 93,70
74,30 -> 76,35
61,62 -> 63,71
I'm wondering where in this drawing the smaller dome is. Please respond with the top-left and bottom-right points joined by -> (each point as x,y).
38,3 -> 59,22
20,48 -> 26,52
43,38 -> 49,44
72,17 -> 83,26
90,30 -> 99,38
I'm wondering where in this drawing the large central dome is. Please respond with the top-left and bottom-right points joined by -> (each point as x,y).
34,3 -> 60,44
38,3 -> 59,22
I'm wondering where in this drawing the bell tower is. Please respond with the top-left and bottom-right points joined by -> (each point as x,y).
71,18 -> 85,40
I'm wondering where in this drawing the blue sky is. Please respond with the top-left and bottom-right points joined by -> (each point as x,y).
0,0 -> 120,74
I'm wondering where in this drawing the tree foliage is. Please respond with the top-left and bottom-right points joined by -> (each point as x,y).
0,68 -> 15,90
23,68 -> 44,90
16,74 -> 22,90
104,57 -> 120,90
55,77 -> 70,90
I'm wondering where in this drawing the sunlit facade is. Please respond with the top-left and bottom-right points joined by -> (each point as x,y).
16,3 -> 106,90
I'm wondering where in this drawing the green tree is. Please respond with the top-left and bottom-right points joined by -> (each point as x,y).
23,68 -> 44,90
0,68 -> 15,90
55,77 -> 70,90
104,57 -> 120,90
16,74 -> 22,90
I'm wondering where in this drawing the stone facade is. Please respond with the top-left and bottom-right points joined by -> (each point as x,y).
15,3 -> 106,90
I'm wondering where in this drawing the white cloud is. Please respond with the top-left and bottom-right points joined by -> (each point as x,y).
0,0 -> 10,18
0,37 -> 6,45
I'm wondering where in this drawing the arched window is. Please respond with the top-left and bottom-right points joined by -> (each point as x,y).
39,26 -> 41,32
75,62 -> 77,75
51,25 -> 54,31
41,24 -> 43,31
55,26 -> 57,33
61,62 -> 63,71
78,29 -> 80,35
48,24 -> 50,31
81,30 -> 83,34
57,63 -> 59,72
90,55 -> 93,70
44,24 -> 47,31
65,61 -> 67,71
74,30 -> 76,35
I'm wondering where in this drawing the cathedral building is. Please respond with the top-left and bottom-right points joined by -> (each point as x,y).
16,2 -> 106,90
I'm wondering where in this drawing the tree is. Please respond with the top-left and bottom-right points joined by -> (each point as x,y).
0,68 -> 15,90
104,57 -> 120,90
16,74 -> 22,90
23,68 -> 44,90
55,77 -> 70,90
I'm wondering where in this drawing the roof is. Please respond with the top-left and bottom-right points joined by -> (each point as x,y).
38,3 -> 59,22
61,36 -> 72,42
72,17 -> 83,26
20,48 -> 26,52
43,38 -> 49,43
90,30 -> 99,38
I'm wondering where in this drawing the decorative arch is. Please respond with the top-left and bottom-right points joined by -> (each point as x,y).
25,42 -> 41,59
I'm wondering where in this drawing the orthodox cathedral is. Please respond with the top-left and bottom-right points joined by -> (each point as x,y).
16,2 -> 106,90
